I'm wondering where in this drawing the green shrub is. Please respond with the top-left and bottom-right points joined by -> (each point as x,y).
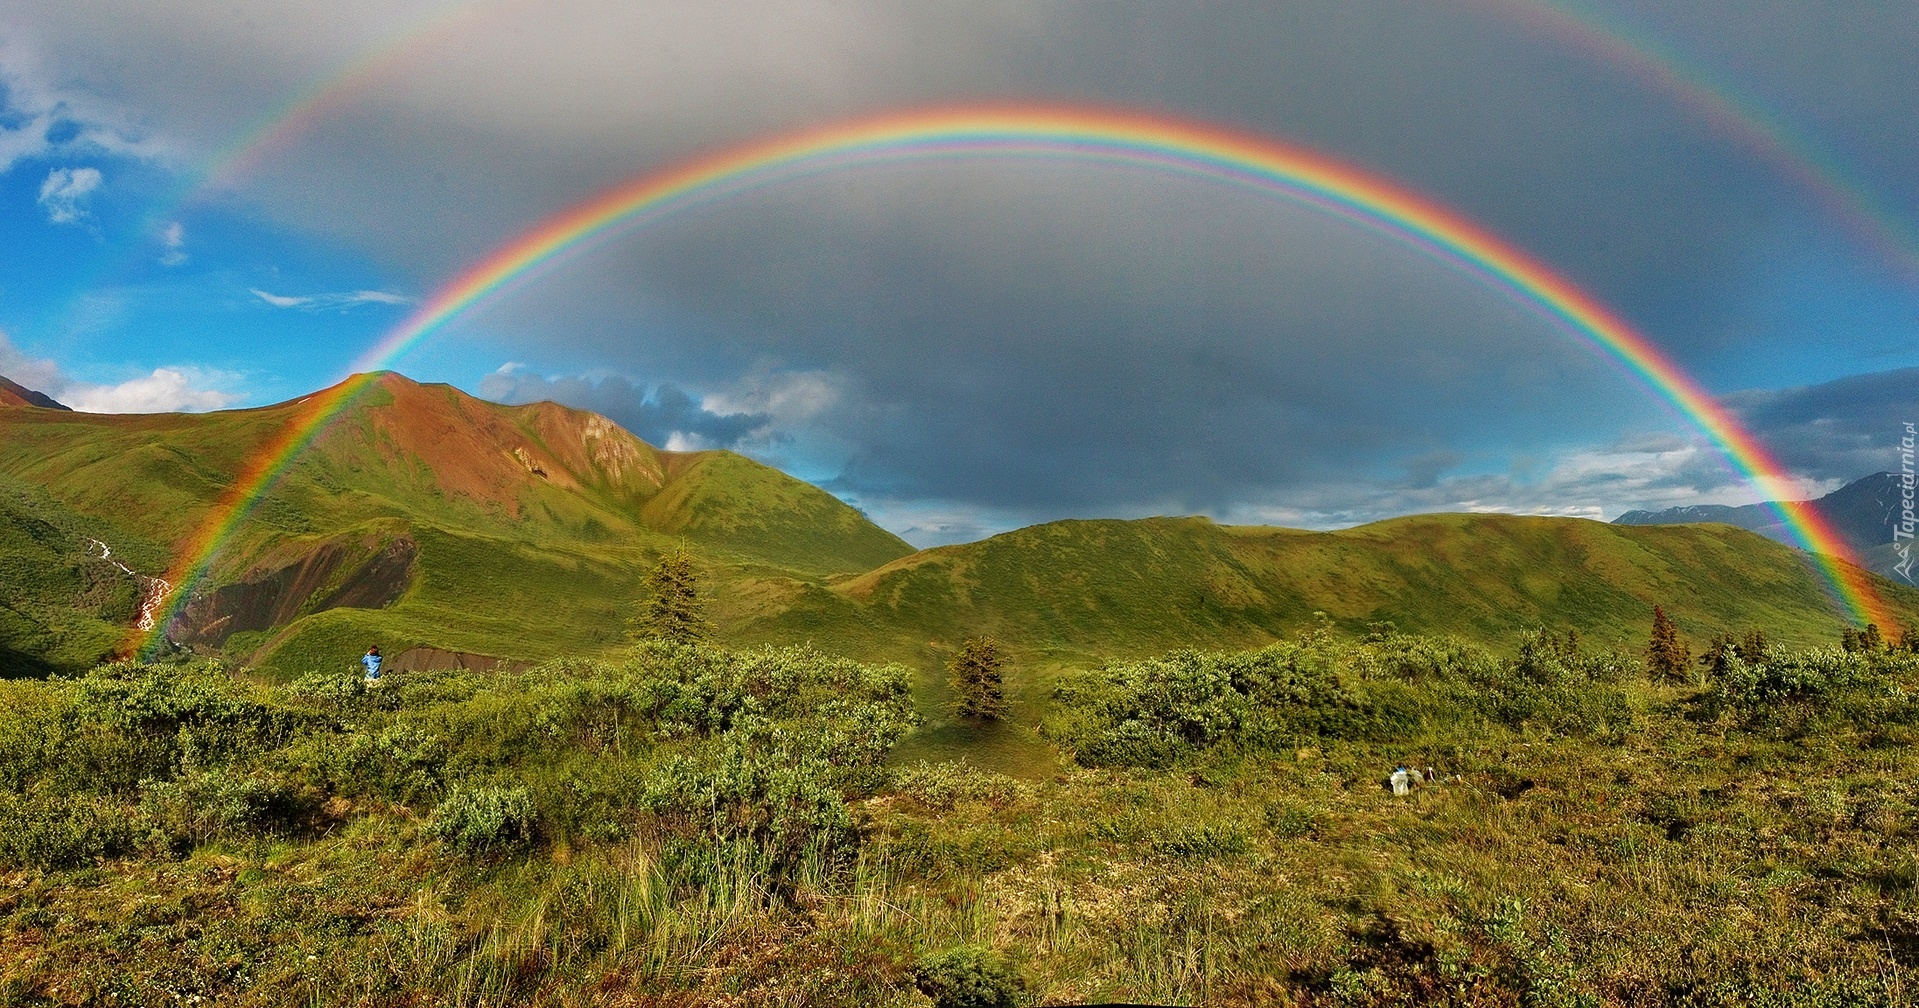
1703,648 -> 1919,736
0,679 -> 63,791
0,792 -> 151,869
1047,632 -> 1640,766
428,785 -> 537,855
283,664 -> 369,708
642,744 -> 857,875
314,723 -> 451,804
912,945 -> 1026,1008
140,765 -> 299,847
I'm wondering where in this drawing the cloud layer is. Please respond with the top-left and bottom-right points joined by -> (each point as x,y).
1727,368 -> 1919,484
0,331 -> 240,413
2,1 -> 1914,542
477,366 -> 771,451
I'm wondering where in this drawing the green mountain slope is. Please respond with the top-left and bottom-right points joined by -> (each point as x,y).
778,512 -> 1919,664
2,370 -> 1911,685
0,372 -> 912,675
0,475 -> 168,675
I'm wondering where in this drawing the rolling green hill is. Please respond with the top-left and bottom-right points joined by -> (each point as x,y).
1,370 -> 1913,686
0,372 -> 913,675
802,512 -> 1911,661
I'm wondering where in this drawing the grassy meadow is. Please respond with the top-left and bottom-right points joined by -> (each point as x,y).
4,624 -> 1919,1005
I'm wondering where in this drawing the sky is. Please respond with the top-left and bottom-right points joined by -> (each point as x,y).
0,0 -> 1914,546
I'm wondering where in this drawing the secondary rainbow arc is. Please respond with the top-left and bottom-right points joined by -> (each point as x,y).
135,105 -> 1895,652
1476,0 -> 1919,282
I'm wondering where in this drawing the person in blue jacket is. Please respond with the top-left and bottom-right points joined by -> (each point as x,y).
362,645 -> 383,682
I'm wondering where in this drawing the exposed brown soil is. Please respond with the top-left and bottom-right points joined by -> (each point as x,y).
171,534 -> 416,646
315,373 -> 680,513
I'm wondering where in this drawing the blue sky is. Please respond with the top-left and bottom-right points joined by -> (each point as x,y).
0,0 -> 1915,545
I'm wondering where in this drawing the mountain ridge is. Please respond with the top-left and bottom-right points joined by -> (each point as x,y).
1,371 -> 1913,680
0,372 -> 913,674
1615,472 -> 1909,582
0,375 -> 70,411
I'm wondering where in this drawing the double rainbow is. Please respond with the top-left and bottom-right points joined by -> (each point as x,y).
137,105 -> 1894,649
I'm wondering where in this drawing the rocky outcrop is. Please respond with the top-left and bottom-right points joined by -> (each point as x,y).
171,535 -> 417,647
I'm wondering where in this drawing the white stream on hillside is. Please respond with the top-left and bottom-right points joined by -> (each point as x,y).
84,538 -> 173,632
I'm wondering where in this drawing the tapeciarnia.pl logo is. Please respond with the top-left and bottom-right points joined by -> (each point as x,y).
1896,422 -> 1916,583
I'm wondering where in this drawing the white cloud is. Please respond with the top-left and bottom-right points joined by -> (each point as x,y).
250,288 -> 308,308
37,166 -> 102,223
250,287 -> 410,310
59,368 -> 241,414
158,221 -> 187,266
0,330 -> 63,392
1214,432 -> 1835,533
0,40 -> 169,174
702,368 -> 842,428
0,330 -> 242,414
663,432 -> 710,452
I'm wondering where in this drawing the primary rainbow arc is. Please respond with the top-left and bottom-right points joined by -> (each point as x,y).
137,105 -> 1895,650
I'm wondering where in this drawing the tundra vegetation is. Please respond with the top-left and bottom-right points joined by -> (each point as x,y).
2,623 -> 1919,1006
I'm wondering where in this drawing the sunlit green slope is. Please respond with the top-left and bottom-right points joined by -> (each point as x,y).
779,513 -> 1919,664
0,373 -> 913,675
2,371 -> 1912,683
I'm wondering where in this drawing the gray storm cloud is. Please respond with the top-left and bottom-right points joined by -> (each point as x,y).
5,0 -> 1914,538
476,368 -> 771,451
1726,369 -> 1919,484
12,1 -> 1912,316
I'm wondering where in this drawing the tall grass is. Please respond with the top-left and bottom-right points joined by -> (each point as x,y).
3,632 -> 1919,1004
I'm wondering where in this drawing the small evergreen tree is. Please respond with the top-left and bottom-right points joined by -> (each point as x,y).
1646,606 -> 1691,682
949,637 -> 1007,720
643,550 -> 708,643
1700,634 -> 1737,680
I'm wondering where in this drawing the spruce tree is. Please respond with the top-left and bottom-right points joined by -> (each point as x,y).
644,550 -> 708,643
1699,634 -> 1736,680
949,637 -> 1007,720
1646,606 -> 1691,682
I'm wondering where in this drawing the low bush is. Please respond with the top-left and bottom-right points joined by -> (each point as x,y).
428,784 -> 537,855
912,945 -> 1026,1008
0,792 -> 151,869
1045,631 -> 1638,766
141,764 -> 302,847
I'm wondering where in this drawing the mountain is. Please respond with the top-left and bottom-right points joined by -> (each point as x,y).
738,512 -> 1916,669
0,371 -> 1912,681
1615,473 -> 1910,582
0,372 -> 911,675
0,375 -> 70,410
